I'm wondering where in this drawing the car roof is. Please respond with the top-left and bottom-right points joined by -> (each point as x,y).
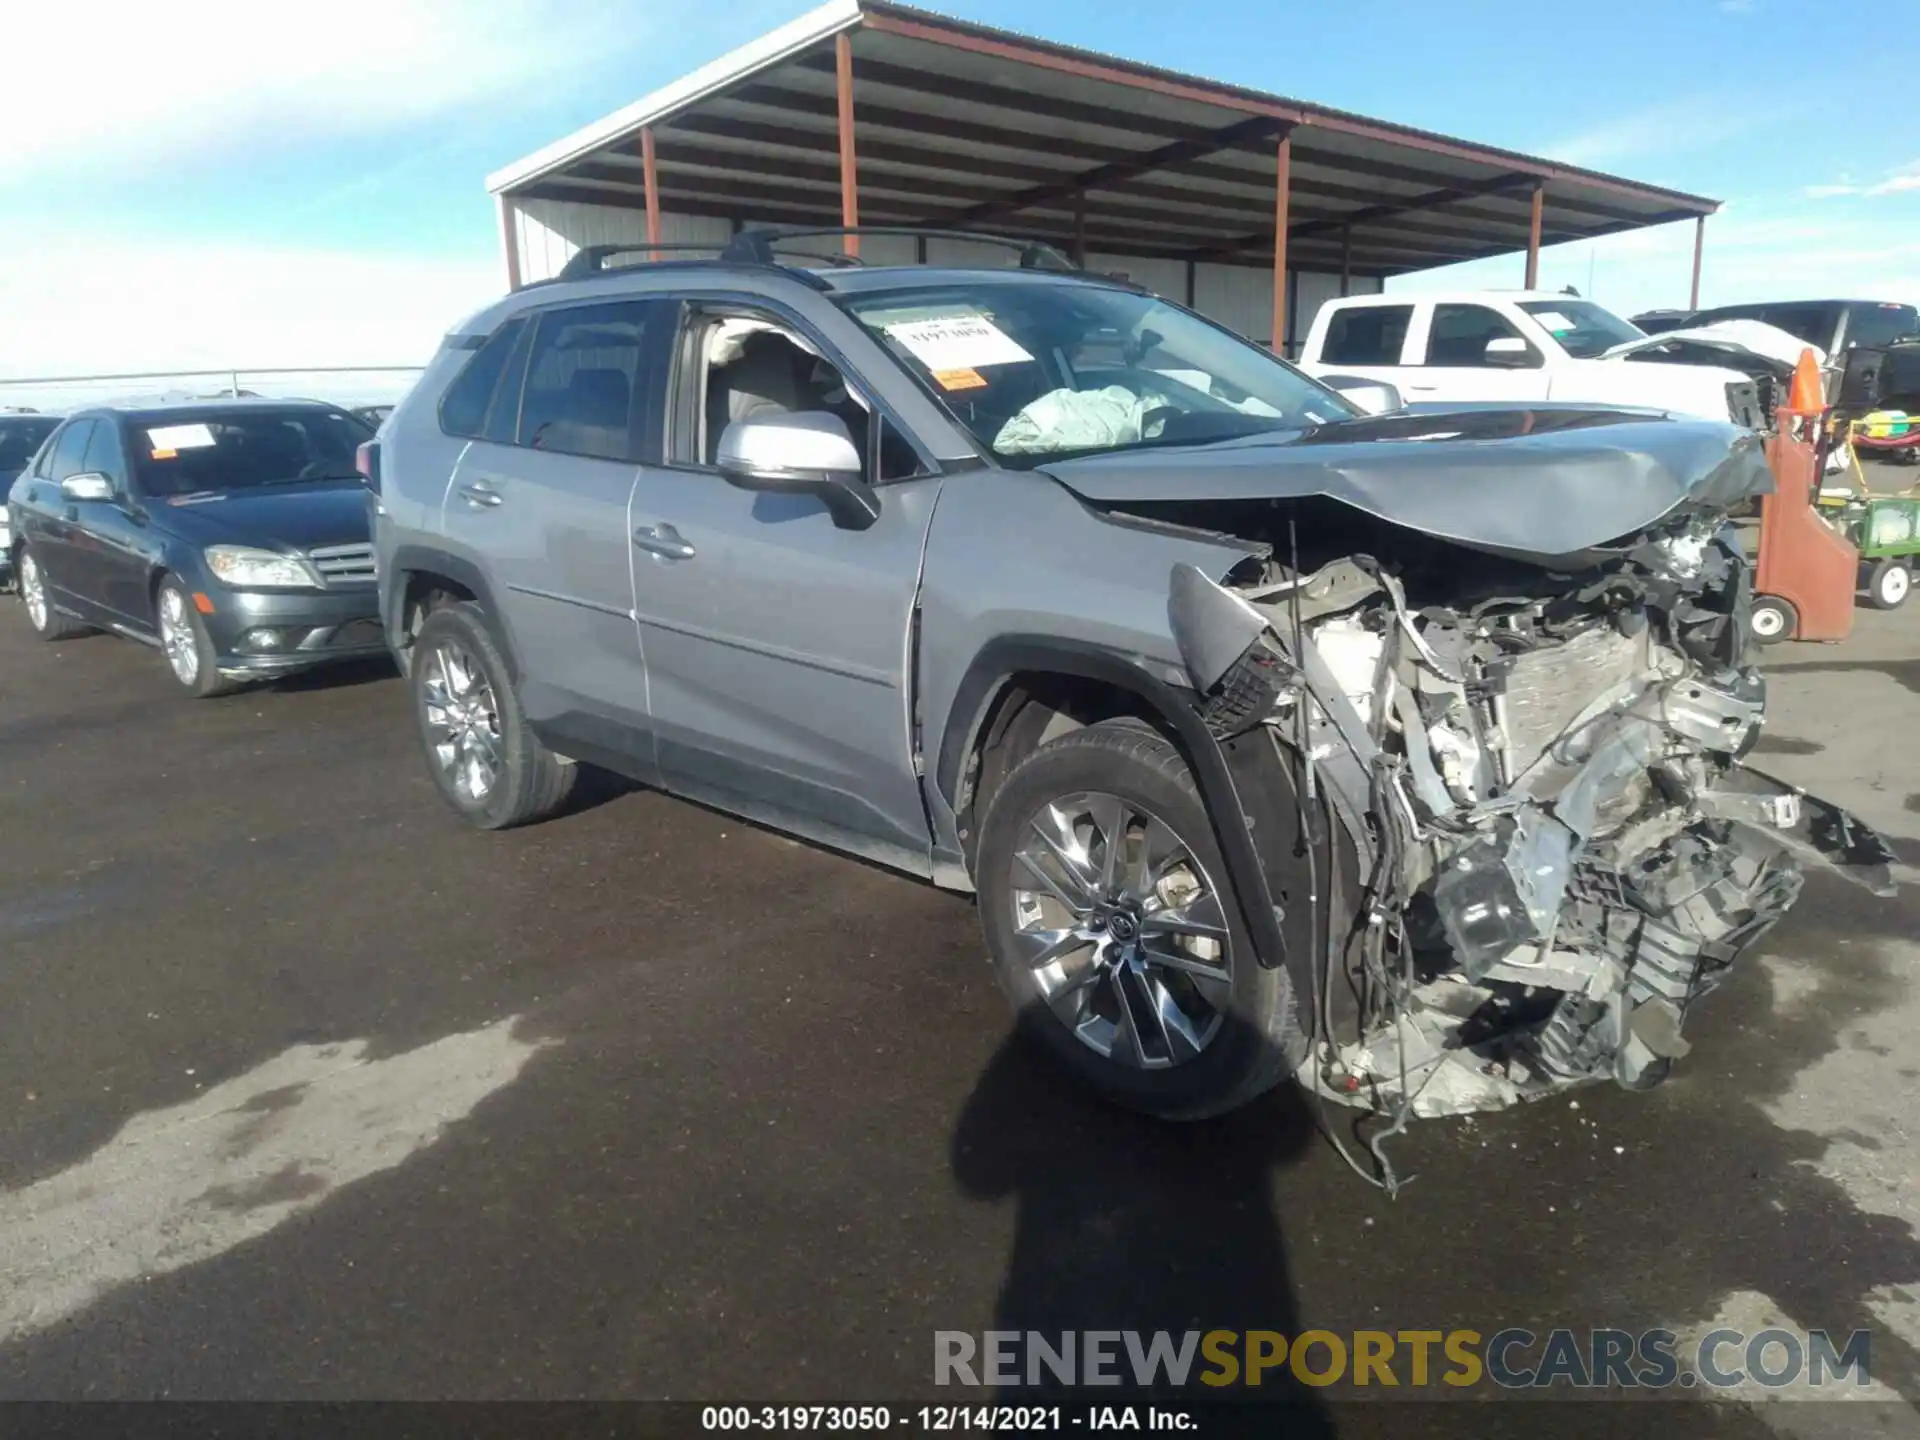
79,397 -> 347,424
1693,299 -> 1913,312
1322,290 -> 1595,308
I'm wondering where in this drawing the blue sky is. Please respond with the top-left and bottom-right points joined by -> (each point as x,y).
3,0 -> 1915,398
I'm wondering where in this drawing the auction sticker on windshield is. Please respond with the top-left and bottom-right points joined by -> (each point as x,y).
884,314 -> 1033,372
146,423 -> 217,460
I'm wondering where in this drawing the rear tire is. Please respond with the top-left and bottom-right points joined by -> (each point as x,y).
975,718 -> 1306,1121
1749,594 -> 1798,645
17,547 -> 91,641
1866,559 -> 1911,610
411,601 -> 575,830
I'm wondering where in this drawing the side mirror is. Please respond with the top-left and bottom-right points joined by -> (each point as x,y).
1317,376 -> 1405,415
60,472 -> 114,503
715,411 -> 879,531
1483,336 -> 1539,369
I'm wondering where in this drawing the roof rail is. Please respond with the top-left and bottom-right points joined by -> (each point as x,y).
551,227 -> 1082,287
556,243 -> 737,282
722,226 -> 1078,272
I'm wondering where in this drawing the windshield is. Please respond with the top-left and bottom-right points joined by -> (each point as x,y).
1517,299 -> 1645,359
842,280 -> 1356,466
0,416 -> 58,474
129,408 -> 373,497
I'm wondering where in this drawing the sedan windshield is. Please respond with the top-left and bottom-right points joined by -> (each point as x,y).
842,280 -> 1356,466
129,408 -> 373,497
1517,299 -> 1646,359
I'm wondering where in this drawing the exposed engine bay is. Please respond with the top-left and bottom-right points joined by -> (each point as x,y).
1155,495 -> 1897,1136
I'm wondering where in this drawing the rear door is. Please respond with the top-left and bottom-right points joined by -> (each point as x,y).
440,297 -> 667,785
1305,302 -> 1417,388
625,298 -> 943,874
1407,303 -> 1552,403
27,419 -> 102,617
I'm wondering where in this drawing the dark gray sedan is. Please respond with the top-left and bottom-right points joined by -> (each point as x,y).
5,399 -> 385,696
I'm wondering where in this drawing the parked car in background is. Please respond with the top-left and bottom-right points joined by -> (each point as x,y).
1298,291 -> 1773,428
6,399 -> 383,696
1682,298 -> 1919,359
0,412 -> 61,590
367,231 -> 1889,1127
1629,308 -> 1696,334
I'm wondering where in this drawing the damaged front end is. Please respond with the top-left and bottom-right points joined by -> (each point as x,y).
1167,510 -> 1895,1125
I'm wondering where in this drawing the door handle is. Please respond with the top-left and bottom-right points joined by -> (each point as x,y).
632,522 -> 696,561
458,481 -> 504,509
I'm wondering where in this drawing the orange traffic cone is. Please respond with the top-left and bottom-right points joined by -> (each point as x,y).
1782,348 -> 1825,415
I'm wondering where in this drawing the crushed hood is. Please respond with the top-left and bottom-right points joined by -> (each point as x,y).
1038,406 -> 1774,562
1604,319 -> 1818,376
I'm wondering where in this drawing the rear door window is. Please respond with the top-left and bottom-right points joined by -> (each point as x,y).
517,301 -> 658,462
1319,305 -> 1414,365
439,320 -> 526,439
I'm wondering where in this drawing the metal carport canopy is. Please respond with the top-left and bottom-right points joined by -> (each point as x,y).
487,0 -> 1719,336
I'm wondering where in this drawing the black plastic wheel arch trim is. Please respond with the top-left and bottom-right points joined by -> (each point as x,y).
937,636 -> 1290,972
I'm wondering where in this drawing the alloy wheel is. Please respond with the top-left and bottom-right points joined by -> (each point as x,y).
1007,790 -> 1233,1069
158,587 -> 201,685
20,553 -> 47,632
421,639 -> 503,803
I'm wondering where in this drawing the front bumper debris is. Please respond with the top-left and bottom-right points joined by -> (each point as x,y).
1167,520 -> 1897,1127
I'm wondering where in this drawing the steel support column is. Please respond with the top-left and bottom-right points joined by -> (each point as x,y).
641,126 -> 662,252
1690,215 -> 1706,310
1072,189 -> 1087,266
1524,184 -> 1544,288
498,195 -> 522,291
1271,131 -> 1291,349
836,32 -> 860,256
1339,226 -> 1352,297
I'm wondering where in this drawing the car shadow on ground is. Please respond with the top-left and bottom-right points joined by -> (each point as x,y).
258,655 -> 400,694
951,1019 -> 1336,1434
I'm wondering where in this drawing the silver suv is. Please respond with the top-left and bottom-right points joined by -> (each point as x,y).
371,229 -> 1890,1135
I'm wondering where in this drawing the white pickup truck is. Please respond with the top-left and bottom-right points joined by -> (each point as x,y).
1297,290 -> 1771,428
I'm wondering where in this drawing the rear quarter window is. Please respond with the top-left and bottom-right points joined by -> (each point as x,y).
439,320 -> 527,439
1319,305 -> 1413,366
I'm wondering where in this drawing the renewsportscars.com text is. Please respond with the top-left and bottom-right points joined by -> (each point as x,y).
934,1328 -> 1872,1391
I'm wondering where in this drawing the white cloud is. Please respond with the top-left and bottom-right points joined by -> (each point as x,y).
0,0 -> 611,182
0,237 -> 504,406
1800,159 -> 1920,200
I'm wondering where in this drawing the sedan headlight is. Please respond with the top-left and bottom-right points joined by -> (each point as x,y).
203,545 -> 321,589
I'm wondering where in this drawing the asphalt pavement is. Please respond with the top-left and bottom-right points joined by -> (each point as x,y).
2,571 -> 1919,1438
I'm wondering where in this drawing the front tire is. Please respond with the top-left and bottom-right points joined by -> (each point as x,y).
1867,559 -> 1911,610
17,547 -> 91,641
975,719 -> 1306,1121
156,577 -> 238,697
411,601 -> 575,829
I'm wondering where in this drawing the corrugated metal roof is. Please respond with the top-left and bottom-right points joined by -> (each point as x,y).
489,0 -> 1717,279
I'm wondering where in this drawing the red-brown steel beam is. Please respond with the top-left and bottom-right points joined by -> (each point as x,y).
640,126 -> 662,253
835,32 -> 859,257
1525,184 -> 1544,288
946,115 -> 1288,227
1690,215 -> 1706,310
1271,131 -> 1291,350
